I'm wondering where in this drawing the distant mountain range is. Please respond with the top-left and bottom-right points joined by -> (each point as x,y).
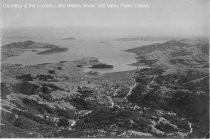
59,37 -> 76,40
113,37 -> 178,41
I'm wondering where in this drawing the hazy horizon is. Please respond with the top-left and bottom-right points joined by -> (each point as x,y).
1,0 -> 209,37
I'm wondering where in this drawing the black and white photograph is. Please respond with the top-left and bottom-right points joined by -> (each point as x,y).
0,0 -> 209,138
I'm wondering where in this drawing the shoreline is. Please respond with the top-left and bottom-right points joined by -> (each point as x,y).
1,39 -> 164,73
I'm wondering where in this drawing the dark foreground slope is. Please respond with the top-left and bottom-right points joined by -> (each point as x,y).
127,38 -> 209,137
0,38 -> 209,138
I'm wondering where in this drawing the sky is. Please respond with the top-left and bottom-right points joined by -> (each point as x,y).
1,0 -> 209,37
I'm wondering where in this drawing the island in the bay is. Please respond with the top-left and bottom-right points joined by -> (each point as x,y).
1,40 -> 69,61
